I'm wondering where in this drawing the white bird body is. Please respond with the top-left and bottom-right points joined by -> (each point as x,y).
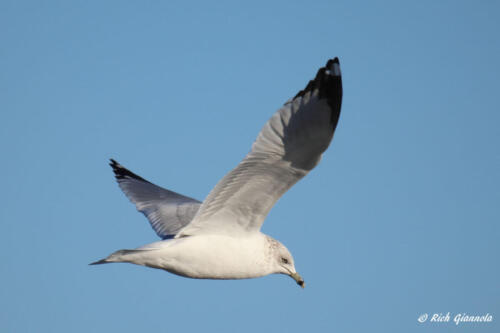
107,233 -> 283,280
91,58 -> 343,288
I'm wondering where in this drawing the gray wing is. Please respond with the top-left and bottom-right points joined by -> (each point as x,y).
177,58 -> 343,237
110,159 -> 201,239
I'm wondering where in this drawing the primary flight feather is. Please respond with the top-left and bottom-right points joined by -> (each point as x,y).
91,58 -> 343,288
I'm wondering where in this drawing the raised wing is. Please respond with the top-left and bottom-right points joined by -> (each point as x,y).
110,159 -> 201,239
177,58 -> 342,237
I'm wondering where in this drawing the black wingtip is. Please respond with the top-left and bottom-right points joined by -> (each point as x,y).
325,57 -> 341,77
109,158 -> 149,183
326,57 -> 339,67
294,57 -> 342,97
293,57 -> 343,128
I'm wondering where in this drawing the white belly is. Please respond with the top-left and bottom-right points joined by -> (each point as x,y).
127,233 -> 273,279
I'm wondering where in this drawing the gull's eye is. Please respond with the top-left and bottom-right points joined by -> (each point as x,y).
281,257 -> 289,264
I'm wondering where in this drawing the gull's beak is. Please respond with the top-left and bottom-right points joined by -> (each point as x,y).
290,272 -> 305,288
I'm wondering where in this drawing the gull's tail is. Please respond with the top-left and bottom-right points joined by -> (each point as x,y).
89,258 -> 109,265
89,249 -> 141,265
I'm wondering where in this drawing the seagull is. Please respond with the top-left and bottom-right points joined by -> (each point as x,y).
91,58 -> 343,288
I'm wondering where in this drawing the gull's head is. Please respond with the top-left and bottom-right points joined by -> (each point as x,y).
268,237 -> 305,288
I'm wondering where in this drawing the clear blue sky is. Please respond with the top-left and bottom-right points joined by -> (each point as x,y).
1,1 -> 499,332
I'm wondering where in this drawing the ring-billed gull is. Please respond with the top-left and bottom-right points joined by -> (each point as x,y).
91,58 -> 343,288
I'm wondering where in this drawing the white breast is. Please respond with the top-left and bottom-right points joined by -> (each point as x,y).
131,233 -> 274,279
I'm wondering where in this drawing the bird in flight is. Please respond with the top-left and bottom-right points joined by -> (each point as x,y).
91,58 -> 343,288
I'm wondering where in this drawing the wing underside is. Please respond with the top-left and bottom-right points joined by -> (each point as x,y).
177,58 -> 343,237
110,159 -> 201,239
